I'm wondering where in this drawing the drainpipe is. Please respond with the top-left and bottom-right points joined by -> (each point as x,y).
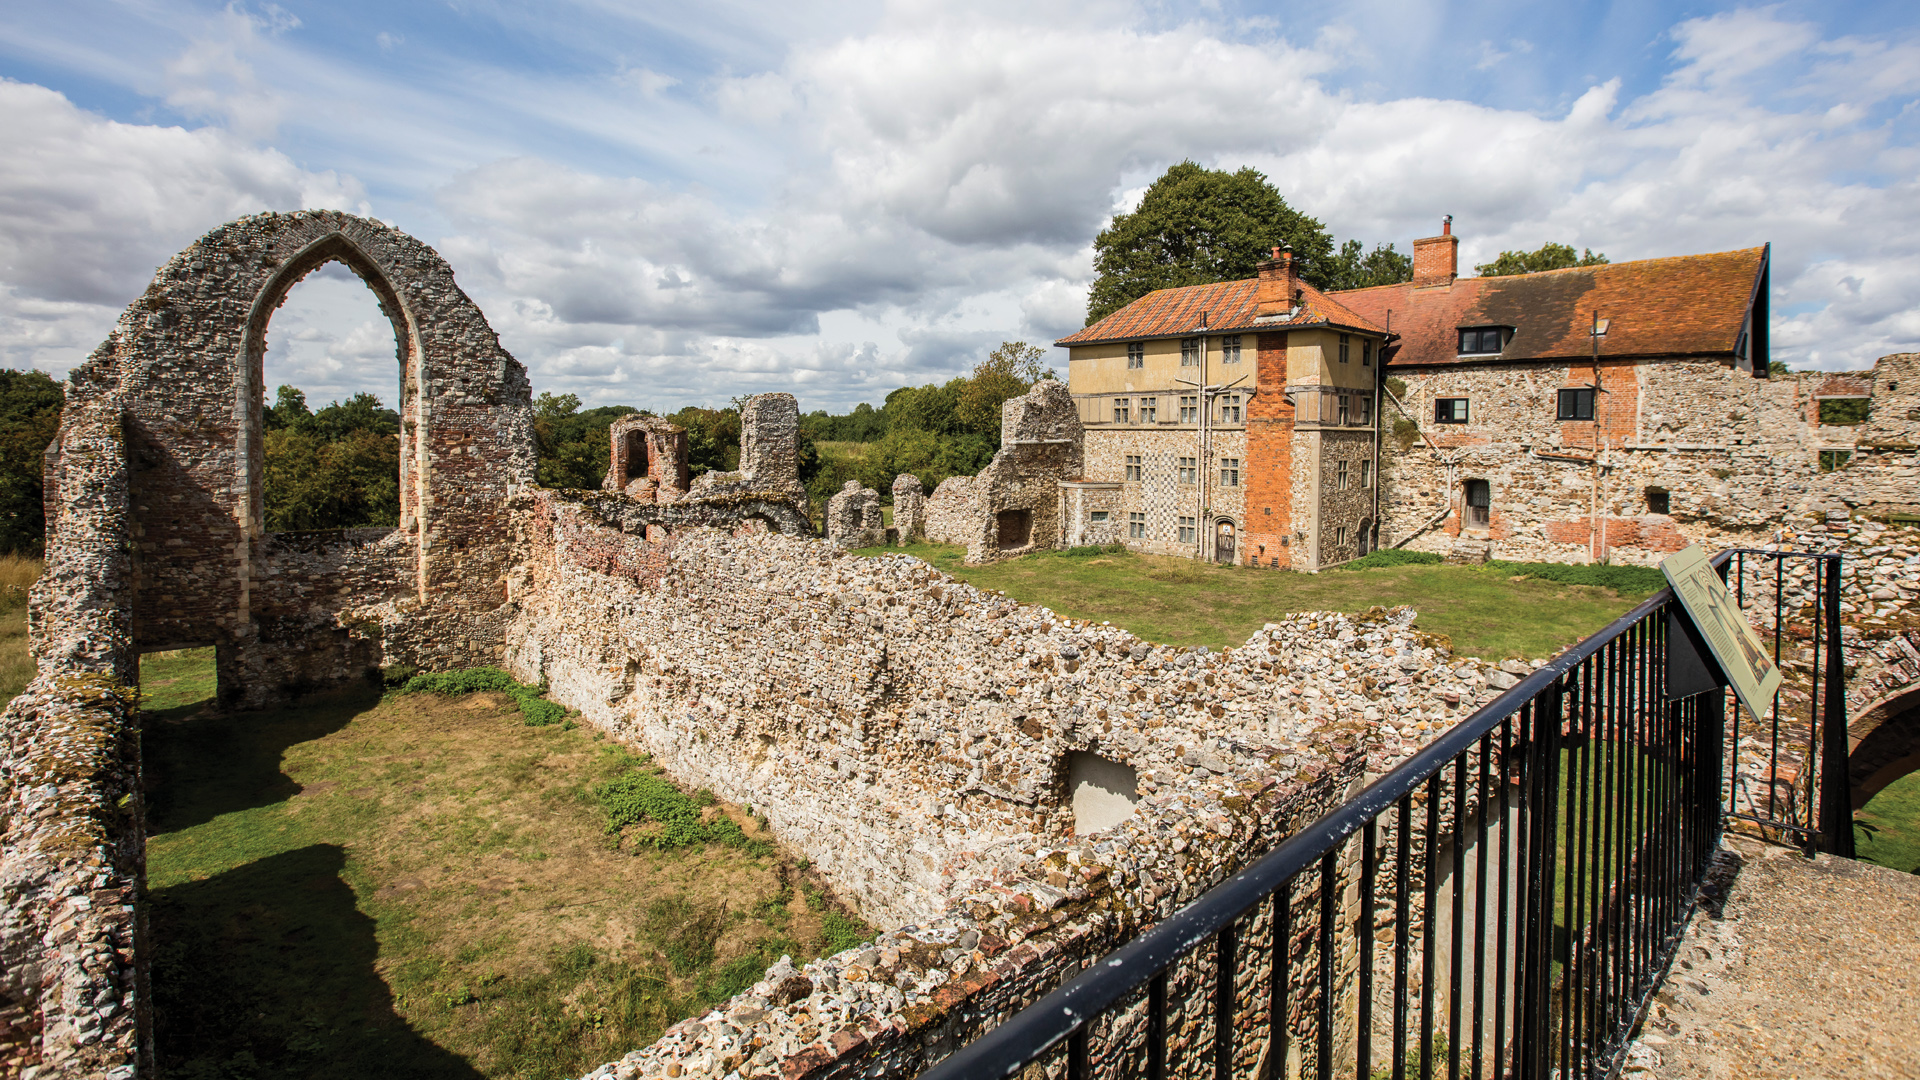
1198,315 -> 1210,561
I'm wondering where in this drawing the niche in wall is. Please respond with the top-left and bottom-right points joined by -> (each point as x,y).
1067,751 -> 1138,835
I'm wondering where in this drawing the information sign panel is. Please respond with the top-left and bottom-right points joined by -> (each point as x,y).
1660,544 -> 1782,723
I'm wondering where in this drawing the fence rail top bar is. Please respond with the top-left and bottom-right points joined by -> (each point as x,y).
918,552 -> 1738,1080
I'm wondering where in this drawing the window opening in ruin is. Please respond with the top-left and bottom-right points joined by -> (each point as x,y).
1646,488 -> 1670,515
1818,398 -> 1870,426
1112,398 -> 1130,424
1177,516 -> 1197,543
996,508 -> 1032,549
1819,450 -> 1852,473
259,259 -> 406,533
1127,342 -> 1145,369
1557,387 -> 1596,421
1220,335 -> 1241,363
1129,512 -> 1146,539
1219,458 -> 1240,486
1177,457 -> 1197,484
1179,396 -> 1198,423
1434,397 -> 1469,424
1125,455 -> 1143,481
1181,338 -> 1201,366
1066,751 -> 1138,835
1458,326 -> 1504,354
1464,479 -> 1491,529
1139,397 -> 1157,423
624,430 -> 650,487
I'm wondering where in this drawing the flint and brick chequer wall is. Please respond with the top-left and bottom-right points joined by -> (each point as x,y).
506,490 -> 1549,1079
1081,428 -> 1246,558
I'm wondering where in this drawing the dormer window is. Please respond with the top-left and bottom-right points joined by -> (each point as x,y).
1458,327 -> 1505,355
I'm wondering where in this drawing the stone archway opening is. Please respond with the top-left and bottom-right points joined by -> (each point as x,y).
256,258 -> 410,535
1850,686 -> 1920,809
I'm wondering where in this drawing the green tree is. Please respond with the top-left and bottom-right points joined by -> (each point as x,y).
1322,239 -> 1414,291
532,391 -> 639,489
668,406 -> 742,477
1474,242 -> 1609,277
958,341 -> 1052,434
1087,162 -> 1336,324
0,369 -> 64,555
263,427 -> 400,531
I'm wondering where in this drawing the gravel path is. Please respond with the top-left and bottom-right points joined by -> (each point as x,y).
1631,835 -> 1920,1079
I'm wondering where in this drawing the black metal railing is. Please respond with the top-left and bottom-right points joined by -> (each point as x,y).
1720,549 -> 1850,856
920,549 -> 1848,1080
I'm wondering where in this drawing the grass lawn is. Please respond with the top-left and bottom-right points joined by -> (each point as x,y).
860,543 -> 1653,660
0,554 -> 38,702
143,652 -> 871,1080
1856,771 -> 1920,875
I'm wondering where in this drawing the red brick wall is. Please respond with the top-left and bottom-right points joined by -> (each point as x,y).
1245,332 -> 1296,568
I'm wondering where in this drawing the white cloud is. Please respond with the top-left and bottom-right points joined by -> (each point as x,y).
0,79 -> 365,374
3,3 -> 1916,409
161,3 -> 302,140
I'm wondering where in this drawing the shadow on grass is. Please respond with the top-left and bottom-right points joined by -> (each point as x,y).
143,683 -> 379,835
151,843 -> 481,1080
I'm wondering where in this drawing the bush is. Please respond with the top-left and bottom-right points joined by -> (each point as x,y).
1340,549 -> 1443,570
1484,560 -> 1665,595
396,666 -> 568,726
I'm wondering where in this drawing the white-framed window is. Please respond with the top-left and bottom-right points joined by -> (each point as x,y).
1129,512 -> 1146,539
1127,342 -> 1145,369
1339,333 -> 1351,363
1112,398 -> 1130,424
1139,397 -> 1157,423
1218,394 -> 1243,423
1179,395 -> 1199,423
1125,454 -> 1143,481
1361,459 -> 1373,488
1177,456 -> 1197,484
1220,335 -> 1242,363
1220,458 -> 1240,486
1181,337 -> 1201,366
1090,510 -> 1110,523
1337,459 -> 1350,490
1178,516 -> 1197,543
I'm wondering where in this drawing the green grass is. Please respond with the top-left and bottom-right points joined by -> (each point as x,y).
0,554 -> 40,701
859,543 -> 1652,660
1856,770 -> 1920,874
143,653 -> 871,1080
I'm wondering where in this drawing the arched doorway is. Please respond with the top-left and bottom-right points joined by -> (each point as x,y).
1214,519 -> 1236,564
1850,687 -> 1920,869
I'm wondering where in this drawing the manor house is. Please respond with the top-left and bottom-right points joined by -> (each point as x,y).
1057,222 -> 1918,569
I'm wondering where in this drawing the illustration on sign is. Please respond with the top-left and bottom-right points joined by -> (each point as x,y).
1660,544 -> 1782,723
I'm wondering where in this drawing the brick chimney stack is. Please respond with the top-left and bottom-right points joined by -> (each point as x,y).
1256,245 -> 1298,318
1411,216 -> 1459,289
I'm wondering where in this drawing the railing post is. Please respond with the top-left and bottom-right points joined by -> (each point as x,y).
1820,556 -> 1854,857
1518,686 -> 1563,1080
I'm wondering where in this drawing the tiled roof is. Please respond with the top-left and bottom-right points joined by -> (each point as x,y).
1335,246 -> 1768,368
1054,276 -> 1387,346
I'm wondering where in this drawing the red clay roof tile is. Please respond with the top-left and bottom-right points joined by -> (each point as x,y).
1055,276 -> 1386,346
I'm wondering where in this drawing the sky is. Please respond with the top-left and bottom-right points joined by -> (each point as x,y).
1,1 -> 1916,414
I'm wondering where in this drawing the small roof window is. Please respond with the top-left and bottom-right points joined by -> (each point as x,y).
1458,327 -> 1506,355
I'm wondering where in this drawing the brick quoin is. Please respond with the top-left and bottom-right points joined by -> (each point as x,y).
1245,330 -> 1295,568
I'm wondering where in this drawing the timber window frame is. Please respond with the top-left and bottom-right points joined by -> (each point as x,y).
1127,342 -> 1145,369
1128,512 -> 1146,539
1125,455 -> 1143,482
1219,394 -> 1243,423
1181,338 -> 1201,366
1177,456 -> 1198,485
1139,397 -> 1157,423
1458,327 -> 1505,355
1434,397 -> 1470,424
1220,458 -> 1240,486
1177,516 -> 1197,544
1112,398 -> 1130,424
1557,387 -> 1596,421
1220,335 -> 1242,363
1179,396 -> 1199,423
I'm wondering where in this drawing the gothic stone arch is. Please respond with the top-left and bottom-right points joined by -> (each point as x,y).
41,210 -> 535,707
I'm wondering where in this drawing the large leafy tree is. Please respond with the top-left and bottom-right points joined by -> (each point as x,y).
1322,239 -> 1415,291
0,369 -> 64,555
1086,162 -> 1337,324
262,388 -> 404,531
1474,242 -> 1609,277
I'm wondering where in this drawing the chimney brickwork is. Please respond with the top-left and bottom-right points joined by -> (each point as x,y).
1411,220 -> 1459,289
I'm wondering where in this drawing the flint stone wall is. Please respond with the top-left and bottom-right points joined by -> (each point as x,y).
923,477 -> 977,546
890,475 -> 926,546
825,483 -> 884,549
505,498 -> 1537,1078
